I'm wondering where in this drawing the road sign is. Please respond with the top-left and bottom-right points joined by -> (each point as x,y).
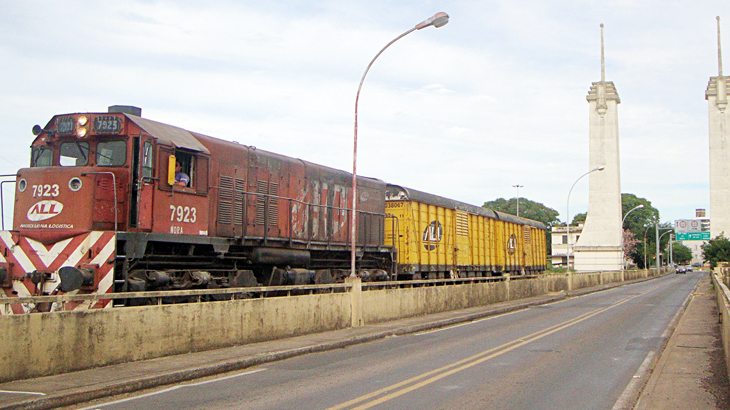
676,231 -> 710,241
675,219 -> 702,233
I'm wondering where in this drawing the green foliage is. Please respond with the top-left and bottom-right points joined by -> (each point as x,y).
572,213 -> 586,225
702,234 -> 730,269
483,197 -> 560,258
671,243 -> 693,265
622,194 -> 659,238
622,194 -> 661,268
483,198 -> 560,227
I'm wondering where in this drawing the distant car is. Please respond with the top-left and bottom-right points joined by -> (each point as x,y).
686,265 -> 693,272
676,266 -> 686,274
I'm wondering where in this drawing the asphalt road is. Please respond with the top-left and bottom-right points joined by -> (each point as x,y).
75,272 -> 701,410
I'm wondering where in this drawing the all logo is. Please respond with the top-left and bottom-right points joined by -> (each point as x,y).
507,234 -> 517,255
422,221 -> 443,250
27,200 -> 64,221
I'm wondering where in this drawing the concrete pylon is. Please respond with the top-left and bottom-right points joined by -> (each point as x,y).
574,24 -> 623,272
707,16 -> 730,240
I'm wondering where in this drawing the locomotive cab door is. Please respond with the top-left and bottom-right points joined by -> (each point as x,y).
130,136 -> 154,230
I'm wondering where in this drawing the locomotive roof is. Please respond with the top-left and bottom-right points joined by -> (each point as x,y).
385,184 -> 546,230
125,114 -> 211,154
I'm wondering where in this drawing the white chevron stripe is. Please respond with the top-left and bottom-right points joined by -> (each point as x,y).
92,235 -> 116,298
26,236 -> 75,268
11,281 -> 33,314
0,231 -> 36,274
62,233 -> 98,272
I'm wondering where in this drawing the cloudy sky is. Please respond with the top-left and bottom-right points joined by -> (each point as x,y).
1,0 -> 729,229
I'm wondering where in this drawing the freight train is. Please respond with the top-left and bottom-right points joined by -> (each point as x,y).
0,106 -> 546,314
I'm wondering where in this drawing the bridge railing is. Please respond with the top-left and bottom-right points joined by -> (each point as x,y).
1,275 -> 526,314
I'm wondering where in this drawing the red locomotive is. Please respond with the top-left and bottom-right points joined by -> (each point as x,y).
0,106 -> 546,314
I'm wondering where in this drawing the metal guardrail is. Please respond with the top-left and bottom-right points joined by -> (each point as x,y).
361,275 -> 515,290
0,275 -> 529,313
1,283 -> 353,312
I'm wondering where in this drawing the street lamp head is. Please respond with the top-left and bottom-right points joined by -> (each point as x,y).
415,12 -> 449,30
591,166 -> 605,172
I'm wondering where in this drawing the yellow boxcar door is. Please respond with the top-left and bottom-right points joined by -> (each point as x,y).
455,210 -> 470,268
523,225 -> 533,270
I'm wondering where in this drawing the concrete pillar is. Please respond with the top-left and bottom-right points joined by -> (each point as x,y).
504,273 -> 511,300
346,277 -> 363,327
567,271 -> 573,292
707,17 -> 730,239
574,24 -> 623,271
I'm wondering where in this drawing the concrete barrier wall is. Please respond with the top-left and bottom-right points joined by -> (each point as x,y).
713,272 -> 730,376
0,269 -> 656,382
0,293 -> 351,382
362,282 -> 509,324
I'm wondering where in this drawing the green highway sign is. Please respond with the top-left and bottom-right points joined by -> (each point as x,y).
676,231 -> 711,241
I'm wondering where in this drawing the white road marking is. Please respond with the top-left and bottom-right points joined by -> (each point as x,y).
77,368 -> 267,409
0,390 -> 46,396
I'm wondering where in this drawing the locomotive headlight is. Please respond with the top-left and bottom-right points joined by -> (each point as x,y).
69,177 -> 83,192
17,178 -> 27,192
76,127 -> 87,138
77,115 -> 88,127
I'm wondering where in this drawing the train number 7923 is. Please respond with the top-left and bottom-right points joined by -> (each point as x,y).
169,205 -> 197,223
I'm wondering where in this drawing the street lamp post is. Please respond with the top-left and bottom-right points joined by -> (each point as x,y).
566,166 -> 604,270
643,223 -> 671,271
513,184 -> 523,217
351,12 -> 449,278
658,229 -> 674,269
622,204 -> 644,225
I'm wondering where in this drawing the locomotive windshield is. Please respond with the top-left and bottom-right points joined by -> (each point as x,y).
31,146 -> 52,167
97,140 -> 126,166
60,141 -> 90,166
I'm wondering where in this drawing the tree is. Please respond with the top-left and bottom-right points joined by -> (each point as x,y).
621,194 -> 661,268
623,229 -> 640,265
572,213 -> 586,225
483,197 -> 560,259
621,194 -> 659,238
671,243 -> 693,265
482,198 -> 560,227
702,234 -> 730,269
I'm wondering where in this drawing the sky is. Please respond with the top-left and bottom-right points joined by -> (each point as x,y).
1,0 -> 729,230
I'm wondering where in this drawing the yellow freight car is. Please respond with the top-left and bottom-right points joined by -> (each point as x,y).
384,184 -> 547,279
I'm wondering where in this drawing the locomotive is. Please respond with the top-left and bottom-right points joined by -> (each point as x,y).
0,106 -> 546,314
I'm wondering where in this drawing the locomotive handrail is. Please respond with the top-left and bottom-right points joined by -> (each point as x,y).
0,175 -> 19,231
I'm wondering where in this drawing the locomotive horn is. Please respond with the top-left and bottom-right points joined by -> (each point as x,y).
31,125 -> 56,137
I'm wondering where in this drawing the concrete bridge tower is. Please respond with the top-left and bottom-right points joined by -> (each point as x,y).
574,24 -> 623,271
706,16 -> 730,239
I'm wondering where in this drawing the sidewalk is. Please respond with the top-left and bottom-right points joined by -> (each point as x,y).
634,272 -> 730,409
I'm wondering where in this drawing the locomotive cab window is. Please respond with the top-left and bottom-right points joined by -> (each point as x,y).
141,141 -> 153,179
173,151 -> 193,188
60,141 -> 90,166
31,146 -> 53,167
96,140 -> 127,166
